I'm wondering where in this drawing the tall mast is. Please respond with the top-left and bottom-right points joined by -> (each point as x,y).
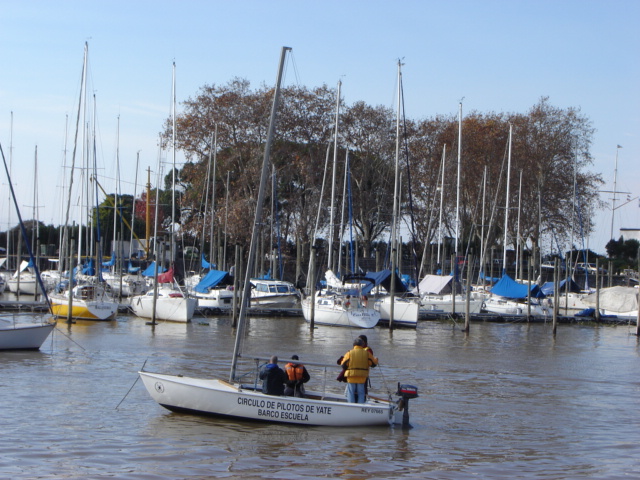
113,115 -> 120,262
129,150 -> 140,259
516,169 -> 523,279
208,126 -> 218,266
7,112 -> 13,270
171,62 -> 177,265
502,124 -> 513,274
230,46 -> 290,382
610,145 -> 622,240
480,165 -> 487,283
389,60 -> 403,327
455,102 -> 462,258
437,144 -> 446,267
328,80 -> 341,271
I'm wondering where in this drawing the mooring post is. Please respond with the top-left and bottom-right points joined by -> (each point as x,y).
527,262 -> 532,322
309,244 -> 316,331
464,255 -> 471,332
552,258 -> 558,335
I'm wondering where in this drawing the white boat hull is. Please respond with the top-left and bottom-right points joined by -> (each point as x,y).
7,278 -> 40,295
251,293 -> 299,308
50,297 -> 118,321
419,294 -> 484,315
483,296 -> 551,316
301,296 -> 380,328
374,297 -> 419,327
139,371 -> 399,426
0,322 -> 56,350
130,293 -> 197,323
193,289 -> 234,311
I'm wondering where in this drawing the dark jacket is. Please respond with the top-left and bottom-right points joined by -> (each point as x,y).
259,363 -> 287,396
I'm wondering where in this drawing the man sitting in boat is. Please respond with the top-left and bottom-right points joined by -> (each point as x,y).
283,355 -> 310,398
259,355 -> 287,396
340,338 -> 378,403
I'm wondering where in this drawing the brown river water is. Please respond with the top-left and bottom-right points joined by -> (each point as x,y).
1,307 -> 639,479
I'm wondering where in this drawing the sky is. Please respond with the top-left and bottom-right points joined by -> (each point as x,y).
0,0 -> 638,257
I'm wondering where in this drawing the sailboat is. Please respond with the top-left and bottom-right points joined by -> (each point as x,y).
49,43 -> 119,322
139,48 -> 417,426
129,62 -> 197,323
302,270 -> 381,328
0,138 -> 56,350
482,124 -> 548,317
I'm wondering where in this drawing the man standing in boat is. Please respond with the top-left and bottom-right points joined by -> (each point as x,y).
340,338 -> 378,403
283,355 -> 310,397
259,355 -> 287,396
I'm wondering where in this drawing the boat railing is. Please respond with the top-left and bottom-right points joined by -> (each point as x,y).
237,355 -> 345,399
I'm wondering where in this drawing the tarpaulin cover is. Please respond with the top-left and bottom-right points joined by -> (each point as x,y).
194,269 -> 233,293
490,274 -> 540,299
142,261 -> 166,277
342,269 -> 408,296
539,278 -> 582,297
412,274 -> 459,295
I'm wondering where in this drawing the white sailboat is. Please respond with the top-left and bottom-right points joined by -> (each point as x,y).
50,43 -> 120,322
129,63 -> 196,323
0,318 -> 56,350
0,122 -> 56,349
302,270 -> 381,328
139,48 -> 418,427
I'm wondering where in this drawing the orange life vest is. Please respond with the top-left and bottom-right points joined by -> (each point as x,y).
285,363 -> 304,381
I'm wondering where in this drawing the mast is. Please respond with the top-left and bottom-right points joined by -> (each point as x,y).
171,62 -> 177,266
230,46 -> 290,382
516,169 -> 523,279
455,102 -> 462,258
480,165 -> 487,285
610,145 -> 622,240
337,148 -> 349,275
437,144 -> 446,267
327,79 -> 341,271
389,60 -> 403,327
113,115 -> 120,267
7,112 -> 13,271
502,124 -> 513,274
63,42 -> 88,282
129,150 -> 140,259
208,126 -> 218,266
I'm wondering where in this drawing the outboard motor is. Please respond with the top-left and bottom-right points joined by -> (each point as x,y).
396,383 -> 419,428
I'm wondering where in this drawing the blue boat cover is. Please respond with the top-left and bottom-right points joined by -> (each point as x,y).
127,261 -> 140,274
201,253 -> 215,270
102,253 -> 116,267
82,258 -> 95,276
539,279 -> 581,297
194,269 -> 233,293
490,274 -> 540,299
142,261 -> 166,277
343,269 -> 408,296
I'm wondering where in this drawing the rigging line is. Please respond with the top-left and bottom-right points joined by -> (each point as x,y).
116,358 -> 147,410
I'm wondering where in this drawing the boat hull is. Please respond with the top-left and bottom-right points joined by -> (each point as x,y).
419,294 -> 484,315
0,322 -> 56,350
301,297 -> 380,328
374,297 -> 419,327
130,295 -> 197,323
139,371 -> 397,426
50,296 -> 118,321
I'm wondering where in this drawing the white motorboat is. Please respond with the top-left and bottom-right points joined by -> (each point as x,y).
250,278 -> 300,308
